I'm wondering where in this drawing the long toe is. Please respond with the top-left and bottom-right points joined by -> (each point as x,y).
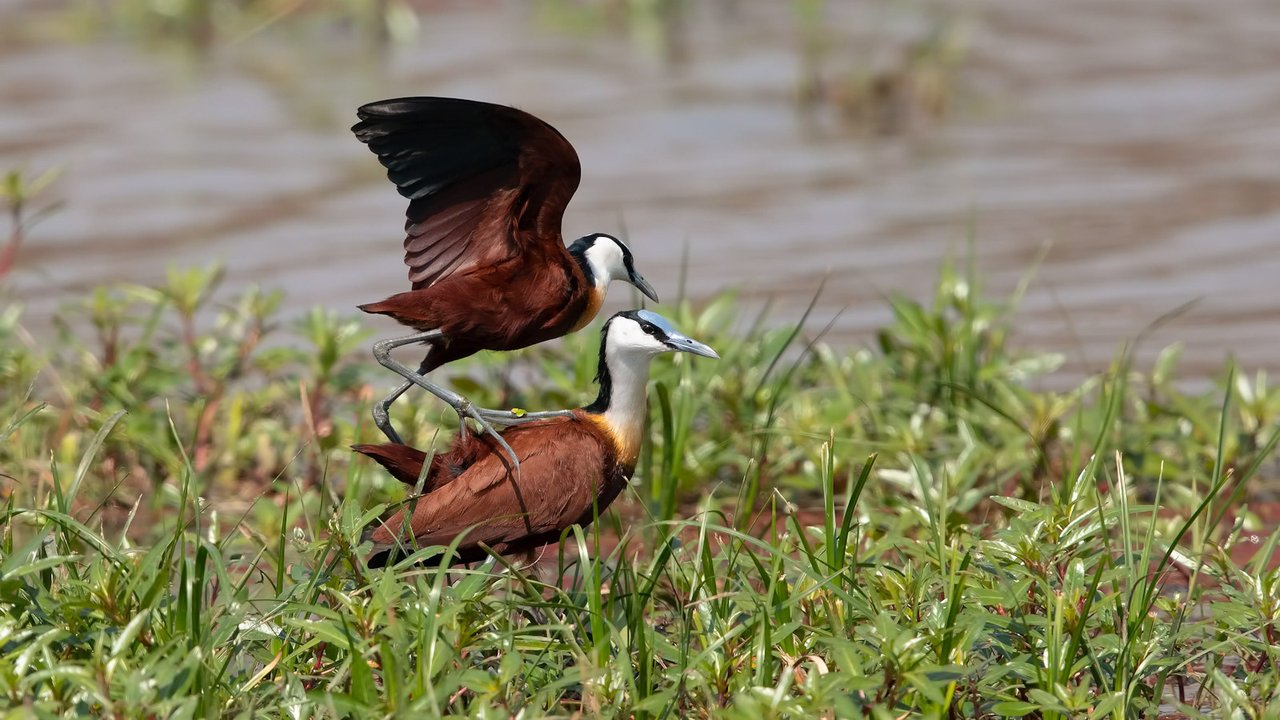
476,407 -> 575,424
459,407 -> 522,479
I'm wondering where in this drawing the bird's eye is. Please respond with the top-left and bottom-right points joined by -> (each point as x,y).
639,321 -> 658,335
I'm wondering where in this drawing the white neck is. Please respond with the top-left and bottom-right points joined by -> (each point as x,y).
585,253 -> 613,289
582,241 -> 624,289
598,347 -> 652,464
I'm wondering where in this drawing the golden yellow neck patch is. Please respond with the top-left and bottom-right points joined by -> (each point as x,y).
584,412 -> 643,468
570,286 -> 607,332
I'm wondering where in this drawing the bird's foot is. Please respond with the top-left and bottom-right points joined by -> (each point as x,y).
454,400 -> 522,478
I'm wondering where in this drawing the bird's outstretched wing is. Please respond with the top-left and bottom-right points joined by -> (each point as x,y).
352,97 -> 582,290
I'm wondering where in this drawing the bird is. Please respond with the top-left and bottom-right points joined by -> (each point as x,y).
351,96 -> 660,450
353,309 -> 718,567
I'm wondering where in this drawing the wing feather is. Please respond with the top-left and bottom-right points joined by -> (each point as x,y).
352,97 -> 582,290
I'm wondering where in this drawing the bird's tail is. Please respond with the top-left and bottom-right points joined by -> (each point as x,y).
353,433 -> 489,567
352,432 -> 484,489
356,300 -> 393,316
352,442 -> 428,485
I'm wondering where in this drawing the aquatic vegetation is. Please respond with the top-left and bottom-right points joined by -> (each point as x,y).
0,168 -> 61,285
2,256 -> 1278,717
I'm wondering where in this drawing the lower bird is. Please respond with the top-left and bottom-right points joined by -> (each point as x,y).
354,309 -> 718,566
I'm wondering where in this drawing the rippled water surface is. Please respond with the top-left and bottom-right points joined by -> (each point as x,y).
4,0 -> 1279,379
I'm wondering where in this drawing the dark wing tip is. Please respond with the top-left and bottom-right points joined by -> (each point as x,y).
355,96 -> 489,115
351,95 -> 583,276
351,96 -> 514,137
349,97 -> 525,201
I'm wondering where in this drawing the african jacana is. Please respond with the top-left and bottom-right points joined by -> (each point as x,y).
352,97 -> 659,449
353,309 -> 717,566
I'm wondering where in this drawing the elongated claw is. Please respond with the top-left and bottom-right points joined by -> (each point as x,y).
457,403 -> 523,479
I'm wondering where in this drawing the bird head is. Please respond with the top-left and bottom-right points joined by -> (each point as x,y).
569,233 -> 659,302
602,309 -> 719,361
583,308 -> 718,418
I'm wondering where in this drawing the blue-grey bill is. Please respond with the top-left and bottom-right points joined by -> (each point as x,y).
629,271 -> 660,302
665,334 -> 719,359
633,309 -> 717,357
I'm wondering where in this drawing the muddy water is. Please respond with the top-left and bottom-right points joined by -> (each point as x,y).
3,0 -> 1279,381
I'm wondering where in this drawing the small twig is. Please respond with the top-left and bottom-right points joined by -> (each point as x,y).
0,191 -> 25,282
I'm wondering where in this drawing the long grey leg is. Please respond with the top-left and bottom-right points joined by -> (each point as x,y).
377,374 -> 571,438
372,333 -> 576,432
370,330 -> 523,473
373,349 -> 439,444
371,333 -> 440,444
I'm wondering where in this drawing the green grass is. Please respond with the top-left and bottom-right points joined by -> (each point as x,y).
3,255 -> 1280,718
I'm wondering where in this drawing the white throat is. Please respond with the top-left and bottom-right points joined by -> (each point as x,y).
598,346 -> 653,463
583,241 -> 625,289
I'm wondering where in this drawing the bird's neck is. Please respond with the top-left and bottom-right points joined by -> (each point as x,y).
584,348 -> 651,467
568,251 -> 610,332
570,245 -> 612,291
569,285 -> 607,332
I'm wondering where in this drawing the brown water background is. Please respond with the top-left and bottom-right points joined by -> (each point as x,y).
4,0 -> 1279,382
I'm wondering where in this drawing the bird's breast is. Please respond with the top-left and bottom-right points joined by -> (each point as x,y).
568,285 -> 606,332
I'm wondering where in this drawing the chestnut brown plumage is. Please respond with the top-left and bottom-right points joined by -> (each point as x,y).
352,435 -> 481,491
356,310 -> 718,567
352,97 -> 658,446
357,413 -> 627,566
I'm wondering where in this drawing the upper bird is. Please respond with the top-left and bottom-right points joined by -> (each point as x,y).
354,309 -> 717,567
351,97 -> 659,445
